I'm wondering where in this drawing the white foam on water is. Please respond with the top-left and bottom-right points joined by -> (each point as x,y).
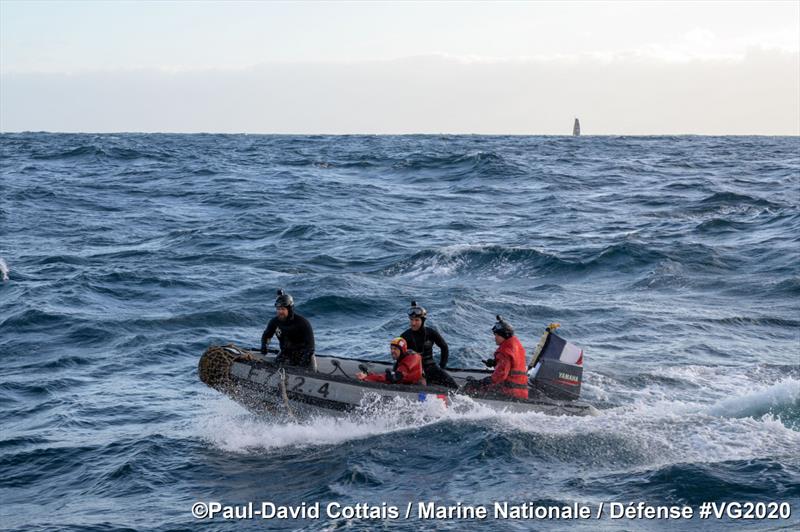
195,392 -> 468,453
598,363 -> 793,413
707,377 -> 800,419
192,386 -> 544,455
0,258 -> 9,281
659,364 -> 744,396
390,244 -> 523,281
490,378 -> 800,472
193,365 -> 799,471
402,252 -> 465,280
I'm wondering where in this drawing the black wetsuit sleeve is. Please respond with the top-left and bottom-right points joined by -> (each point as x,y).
298,315 -> 315,354
430,328 -> 449,368
261,318 -> 277,351
295,315 -> 315,367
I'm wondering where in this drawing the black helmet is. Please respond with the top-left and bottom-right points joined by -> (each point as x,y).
408,300 -> 427,319
274,289 -> 294,308
492,315 -> 514,338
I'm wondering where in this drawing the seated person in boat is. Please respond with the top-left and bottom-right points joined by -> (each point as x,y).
401,301 -> 458,389
463,316 -> 529,400
356,337 -> 426,385
261,289 -> 316,369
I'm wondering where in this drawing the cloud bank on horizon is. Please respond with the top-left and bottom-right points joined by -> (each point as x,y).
1,1 -> 798,135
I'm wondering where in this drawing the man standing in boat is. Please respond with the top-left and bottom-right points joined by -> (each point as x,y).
261,289 -> 316,369
401,301 -> 458,389
465,316 -> 528,400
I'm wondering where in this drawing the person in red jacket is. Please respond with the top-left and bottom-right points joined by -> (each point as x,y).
356,337 -> 425,385
465,316 -> 529,400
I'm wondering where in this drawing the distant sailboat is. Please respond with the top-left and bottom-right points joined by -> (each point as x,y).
573,118 -> 581,136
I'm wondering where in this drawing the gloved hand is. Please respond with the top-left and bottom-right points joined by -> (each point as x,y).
483,358 -> 496,368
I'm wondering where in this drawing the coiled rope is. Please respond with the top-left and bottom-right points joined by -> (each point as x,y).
198,345 -> 238,390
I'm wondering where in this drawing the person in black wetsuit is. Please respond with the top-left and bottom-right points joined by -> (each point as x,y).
400,301 -> 458,389
261,289 -> 316,369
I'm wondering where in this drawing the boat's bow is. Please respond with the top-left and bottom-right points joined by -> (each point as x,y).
199,345 -> 257,391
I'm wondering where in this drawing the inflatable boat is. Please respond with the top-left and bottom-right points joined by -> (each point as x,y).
198,326 -> 598,417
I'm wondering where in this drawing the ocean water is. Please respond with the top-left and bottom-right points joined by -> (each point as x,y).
1,133 -> 798,531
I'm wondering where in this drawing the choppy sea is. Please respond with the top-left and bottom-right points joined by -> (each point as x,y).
1,133 -> 798,531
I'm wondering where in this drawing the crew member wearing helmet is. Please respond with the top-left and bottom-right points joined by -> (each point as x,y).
466,316 -> 528,400
356,337 -> 425,385
261,289 -> 316,368
400,301 -> 458,389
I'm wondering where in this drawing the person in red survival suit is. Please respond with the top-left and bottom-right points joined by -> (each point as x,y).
465,315 -> 529,400
356,337 -> 425,385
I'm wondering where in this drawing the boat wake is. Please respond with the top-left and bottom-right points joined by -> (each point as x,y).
195,377 -> 800,472
494,377 -> 800,470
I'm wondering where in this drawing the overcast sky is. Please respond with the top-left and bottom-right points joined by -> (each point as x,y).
1,1 -> 798,134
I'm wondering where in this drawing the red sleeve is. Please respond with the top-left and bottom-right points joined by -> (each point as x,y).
364,373 -> 387,383
490,350 -> 511,385
399,354 -> 422,384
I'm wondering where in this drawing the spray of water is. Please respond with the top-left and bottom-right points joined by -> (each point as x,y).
194,391 -> 500,453
194,373 -> 800,473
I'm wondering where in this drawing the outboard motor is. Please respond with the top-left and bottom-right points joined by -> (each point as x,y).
528,326 -> 583,400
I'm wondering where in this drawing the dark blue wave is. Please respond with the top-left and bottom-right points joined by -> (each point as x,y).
1,133 -> 799,531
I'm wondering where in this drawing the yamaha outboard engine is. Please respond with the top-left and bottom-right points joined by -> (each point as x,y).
529,328 -> 583,400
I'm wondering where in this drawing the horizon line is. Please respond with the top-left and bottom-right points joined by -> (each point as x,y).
2,130 -> 799,137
